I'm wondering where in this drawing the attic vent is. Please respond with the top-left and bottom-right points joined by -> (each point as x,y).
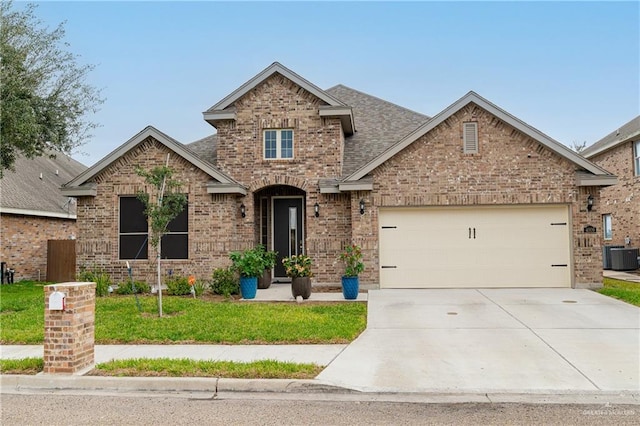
463,122 -> 478,154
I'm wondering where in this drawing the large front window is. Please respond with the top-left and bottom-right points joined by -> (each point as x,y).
119,196 -> 188,260
264,129 -> 293,159
119,196 -> 148,260
634,140 -> 640,176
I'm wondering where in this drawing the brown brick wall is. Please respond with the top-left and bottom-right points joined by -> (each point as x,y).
76,137 -> 241,284
364,103 -> 602,286
588,142 -> 639,247
214,74 -> 350,283
43,282 -> 95,374
0,214 -> 77,281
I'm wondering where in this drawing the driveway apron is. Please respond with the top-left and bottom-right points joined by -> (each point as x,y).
316,288 -> 640,393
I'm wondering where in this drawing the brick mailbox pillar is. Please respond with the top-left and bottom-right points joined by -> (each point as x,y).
44,282 -> 96,374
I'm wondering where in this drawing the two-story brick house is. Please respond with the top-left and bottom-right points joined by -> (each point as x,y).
582,116 -> 639,250
62,62 -> 616,288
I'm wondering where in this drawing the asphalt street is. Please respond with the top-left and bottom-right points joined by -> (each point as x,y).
2,392 -> 639,426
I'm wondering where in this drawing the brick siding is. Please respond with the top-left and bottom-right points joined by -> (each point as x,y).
588,142 -> 639,247
43,282 -> 95,374
0,214 -> 77,281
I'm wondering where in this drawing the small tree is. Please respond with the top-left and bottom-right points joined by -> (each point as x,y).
136,154 -> 186,317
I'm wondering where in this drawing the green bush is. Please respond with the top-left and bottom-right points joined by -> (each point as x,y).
165,275 -> 192,296
211,267 -> 239,298
78,266 -> 112,297
116,280 -> 150,295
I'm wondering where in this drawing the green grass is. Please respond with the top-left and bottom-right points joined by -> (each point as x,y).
0,281 -> 46,343
1,281 -> 367,344
598,277 -> 640,307
0,357 -> 322,378
91,358 -> 322,379
0,357 -> 43,374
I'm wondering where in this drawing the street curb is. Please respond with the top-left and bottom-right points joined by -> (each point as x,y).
0,374 -> 354,394
2,375 -> 639,405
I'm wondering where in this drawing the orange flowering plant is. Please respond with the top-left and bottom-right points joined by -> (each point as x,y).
282,254 -> 313,278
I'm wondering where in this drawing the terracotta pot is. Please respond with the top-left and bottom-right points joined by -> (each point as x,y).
257,269 -> 272,289
291,277 -> 311,300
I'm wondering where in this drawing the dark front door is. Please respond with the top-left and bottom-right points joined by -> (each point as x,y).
273,197 -> 304,278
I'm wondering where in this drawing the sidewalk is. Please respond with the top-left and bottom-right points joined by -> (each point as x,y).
603,269 -> 640,283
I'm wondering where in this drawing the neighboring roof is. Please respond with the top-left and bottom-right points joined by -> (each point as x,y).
325,85 -> 430,177
582,115 -> 640,158
203,62 -> 354,135
62,126 -> 246,196
344,91 -> 614,183
0,152 -> 87,219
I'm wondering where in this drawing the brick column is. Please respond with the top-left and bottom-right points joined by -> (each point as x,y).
43,282 -> 96,374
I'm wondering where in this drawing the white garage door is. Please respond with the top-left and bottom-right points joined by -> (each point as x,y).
379,205 -> 572,288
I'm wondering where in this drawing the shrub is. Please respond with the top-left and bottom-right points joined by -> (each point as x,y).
116,280 -> 150,295
165,275 -> 192,296
211,267 -> 239,298
78,266 -> 112,297
230,247 -> 265,277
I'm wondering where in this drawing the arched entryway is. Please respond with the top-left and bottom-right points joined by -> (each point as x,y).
253,185 -> 306,280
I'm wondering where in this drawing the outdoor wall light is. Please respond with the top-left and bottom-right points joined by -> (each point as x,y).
359,199 -> 365,215
314,202 -> 320,217
240,203 -> 246,218
587,195 -> 594,212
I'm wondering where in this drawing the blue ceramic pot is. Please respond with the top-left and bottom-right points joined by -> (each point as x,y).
341,276 -> 359,300
239,276 -> 257,299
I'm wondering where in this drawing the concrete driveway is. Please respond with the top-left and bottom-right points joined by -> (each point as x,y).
317,288 -> 640,393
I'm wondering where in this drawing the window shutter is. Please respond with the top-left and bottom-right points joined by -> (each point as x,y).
463,122 -> 478,154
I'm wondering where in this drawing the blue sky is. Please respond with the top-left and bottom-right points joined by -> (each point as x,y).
27,1 -> 640,167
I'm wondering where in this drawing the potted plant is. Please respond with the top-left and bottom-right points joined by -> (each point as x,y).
256,245 -> 278,289
229,247 -> 264,299
339,244 -> 364,300
282,254 -> 313,299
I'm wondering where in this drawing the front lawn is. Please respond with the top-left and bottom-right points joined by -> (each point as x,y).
0,281 -> 367,344
598,277 -> 640,307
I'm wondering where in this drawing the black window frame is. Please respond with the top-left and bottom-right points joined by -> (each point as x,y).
119,196 -> 149,260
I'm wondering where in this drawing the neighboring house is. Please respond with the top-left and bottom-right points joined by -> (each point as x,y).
582,116 -> 639,248
62,62 -> 616,288
1,153 -> 87,281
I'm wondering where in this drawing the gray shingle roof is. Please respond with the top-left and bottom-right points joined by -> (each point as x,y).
186,84 -> 430,177
0,152 -> 87,217
582,115 -> 640,158
186,134 -> 217,165
325,85 -> 430,177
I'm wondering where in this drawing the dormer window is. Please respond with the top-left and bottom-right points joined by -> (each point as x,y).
264,129 -> 294,159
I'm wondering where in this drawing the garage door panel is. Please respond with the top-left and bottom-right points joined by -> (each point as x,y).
379,206 -> 571,288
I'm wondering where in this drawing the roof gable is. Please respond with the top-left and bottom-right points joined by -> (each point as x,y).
344,91 -> 612,182
203,62 -> 354,134
62,126 -> 245,196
